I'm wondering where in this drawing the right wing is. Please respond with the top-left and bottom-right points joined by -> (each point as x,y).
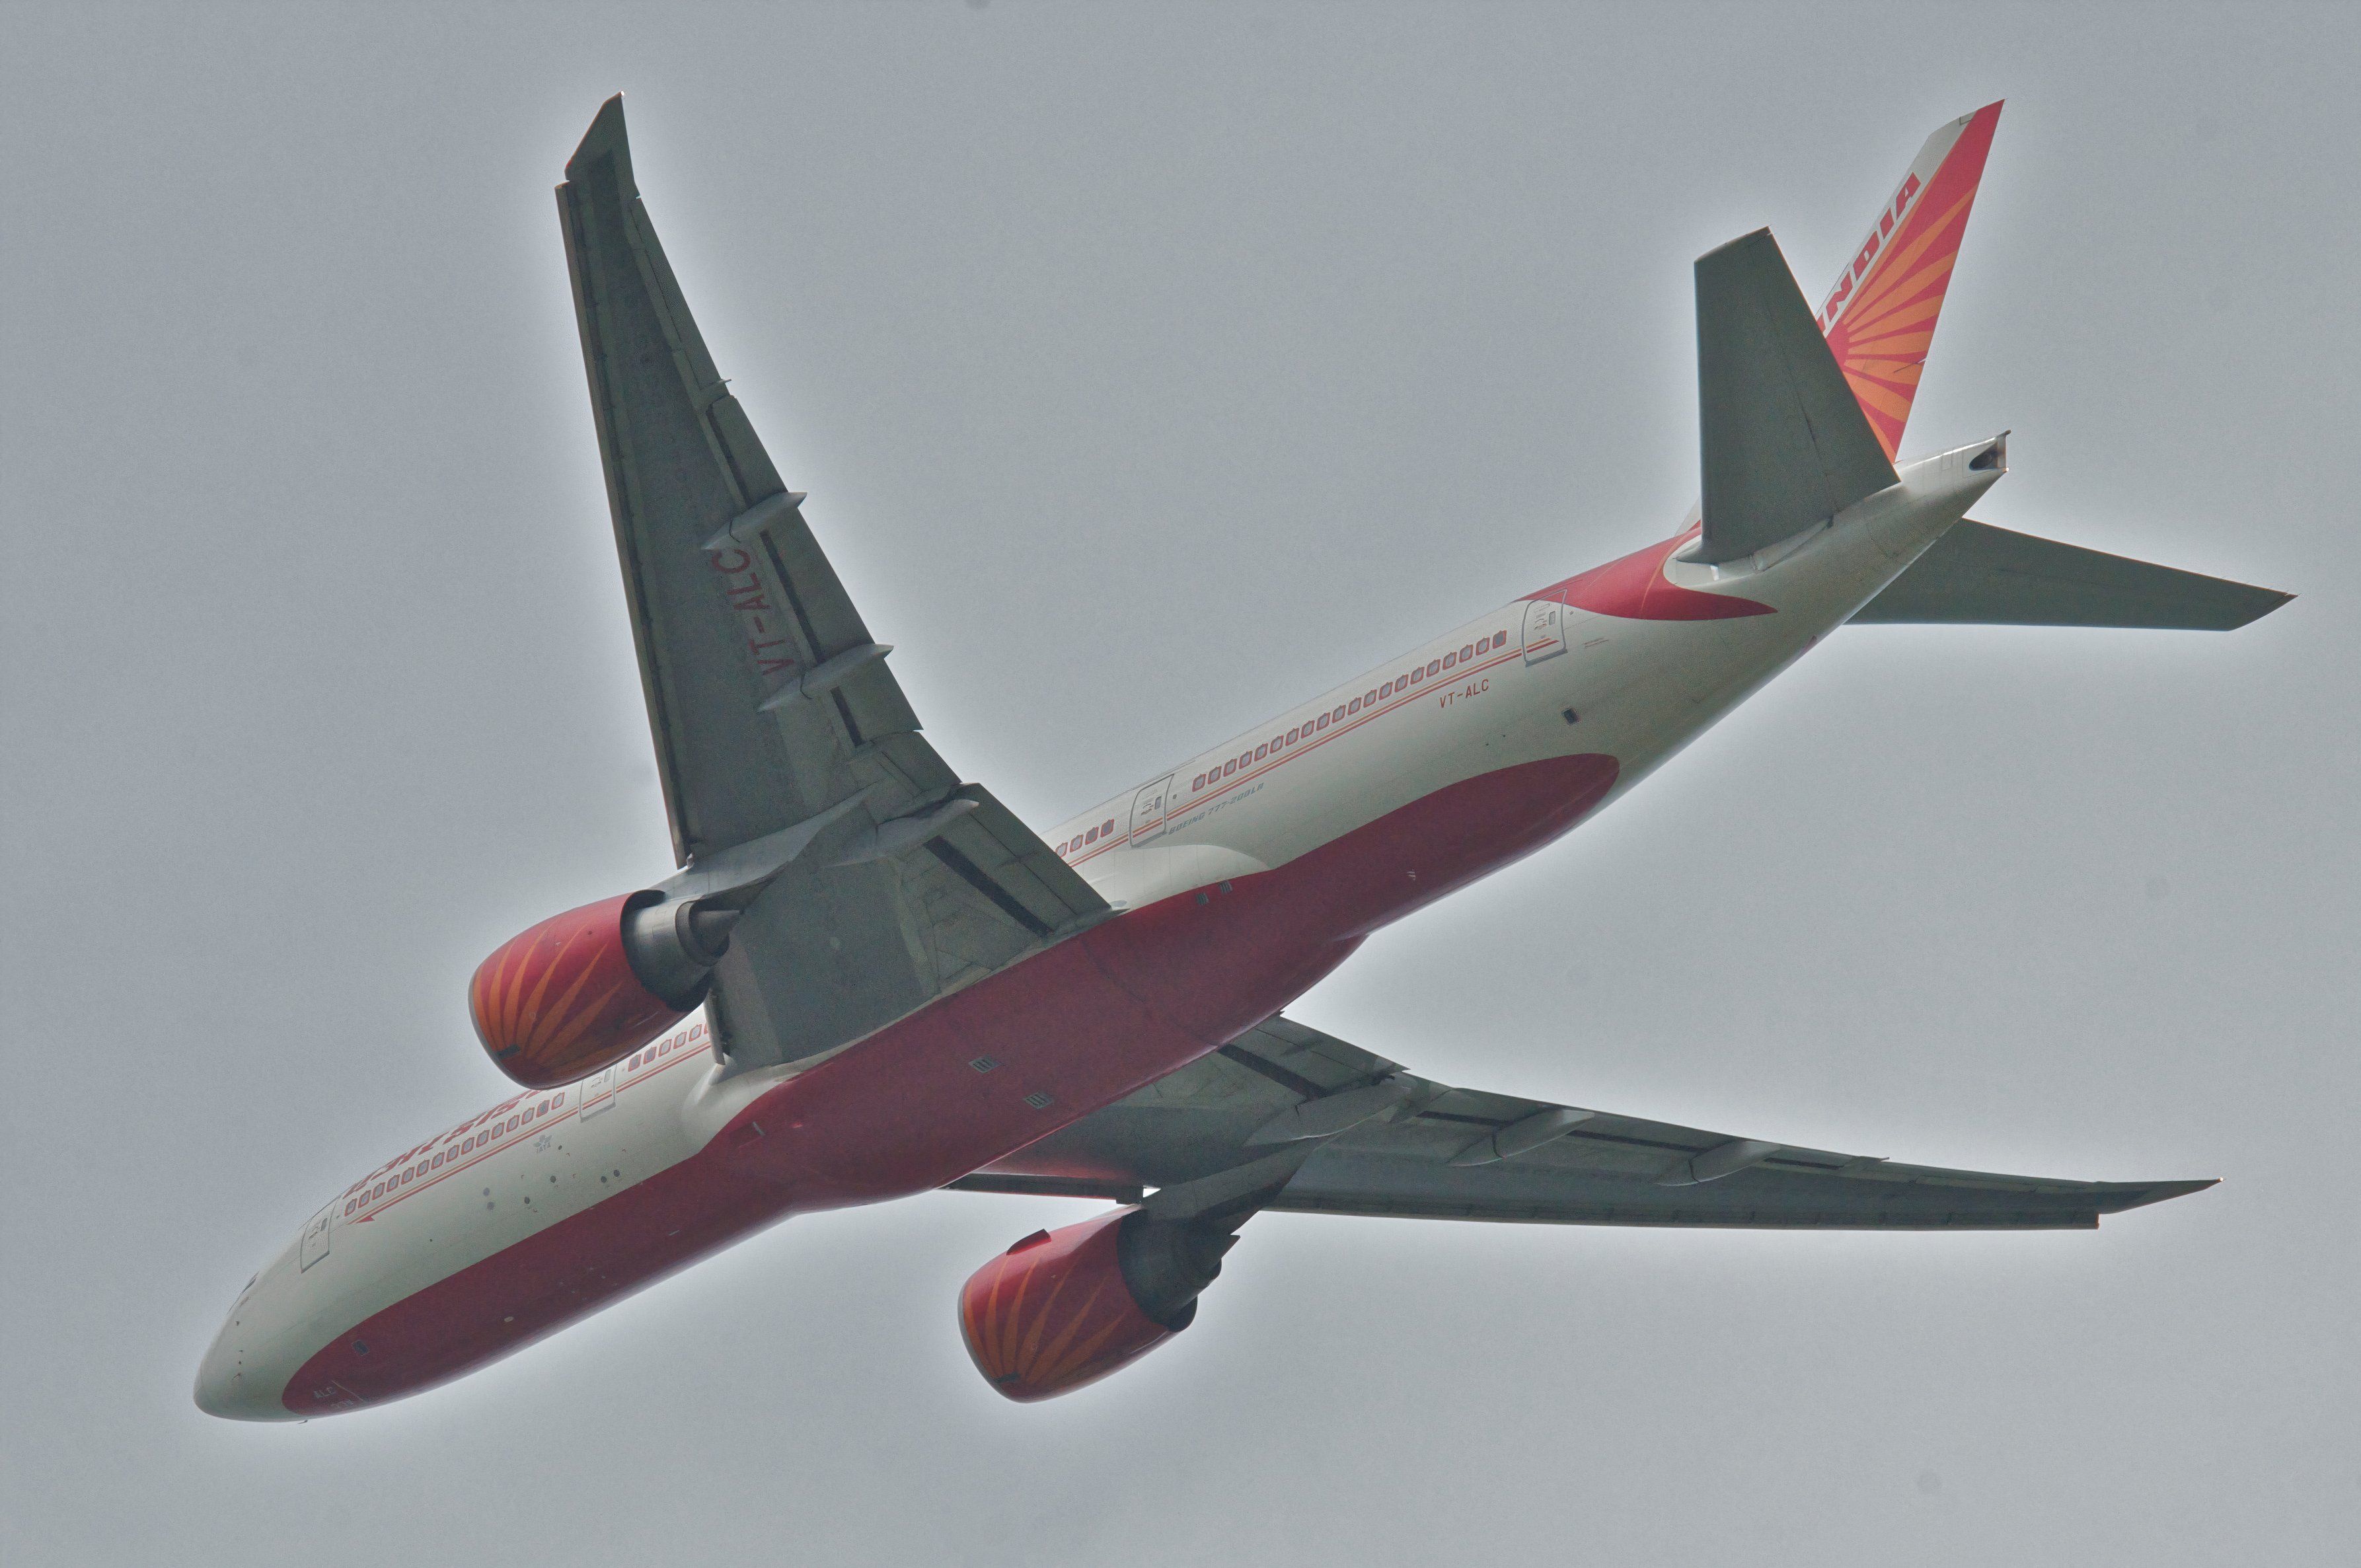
1851,518 -> 2292,630
558,97 -> 1106,1069
961,1017 -> 2210,1229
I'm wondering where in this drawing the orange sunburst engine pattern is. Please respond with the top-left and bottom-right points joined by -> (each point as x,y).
958,1210 -> 1176,1401
468,893 -> 687,1090
1819,102 -> 2003,459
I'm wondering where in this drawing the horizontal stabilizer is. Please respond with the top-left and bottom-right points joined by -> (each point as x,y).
1696,230 -> 1900,564
1852,520 -> 2292,629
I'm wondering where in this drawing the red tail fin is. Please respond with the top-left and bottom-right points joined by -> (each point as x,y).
1817,102 -> 2002,458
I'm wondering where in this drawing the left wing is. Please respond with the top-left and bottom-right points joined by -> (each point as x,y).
558,96 -> 1106,1069
957,1017 -> 2210,1229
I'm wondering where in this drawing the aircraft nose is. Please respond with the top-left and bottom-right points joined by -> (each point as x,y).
194,1310 -> 297,1422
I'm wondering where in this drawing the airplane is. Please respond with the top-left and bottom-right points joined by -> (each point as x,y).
196,96 -> 2289,1419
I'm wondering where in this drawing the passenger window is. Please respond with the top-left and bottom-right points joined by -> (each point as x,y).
1492,631 -> 1507,648
1347,697 -> 1360,714
1253,743 -> 1266,761
507,1116 -> 519,1132
1460,644 -> 1474,661
1222,758 -> 1236,775
1331,706 -> 1345,723
344,1200 -> 356,1215
1315,714 -> 1328,731
1084,825 -> 1098,844
1192,774 -> 1205,790
1426,659 -> 1441,676
1380,681 -> 1392,698
431,1152 -> 443,1169
1443,651 -> 1457,669
1363,691 -> 1376,706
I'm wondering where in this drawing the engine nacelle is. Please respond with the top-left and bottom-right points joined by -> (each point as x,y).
958,1207 -> 1235,1401
468,890 -> 742,1089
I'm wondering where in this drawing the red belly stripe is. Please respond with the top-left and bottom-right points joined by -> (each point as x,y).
283,753 -> 1618,1413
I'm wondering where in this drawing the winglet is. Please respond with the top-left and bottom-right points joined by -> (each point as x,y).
1819,102 -> 2004,458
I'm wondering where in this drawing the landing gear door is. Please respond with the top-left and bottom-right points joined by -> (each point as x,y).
1522,598 -> 1568,664
299,1203 -> 333,1272
1129,775 -> 1176,846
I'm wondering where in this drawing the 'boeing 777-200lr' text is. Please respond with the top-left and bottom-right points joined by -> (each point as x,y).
198,98 -> 2287,1418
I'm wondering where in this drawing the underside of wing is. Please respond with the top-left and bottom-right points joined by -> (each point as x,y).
959,1018 -> 2210,1230
558,97 -> 1105,1070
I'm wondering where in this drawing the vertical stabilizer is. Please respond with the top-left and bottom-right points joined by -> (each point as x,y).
1818,102 -> 2003,457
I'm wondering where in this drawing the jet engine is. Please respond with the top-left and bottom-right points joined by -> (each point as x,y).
958,1207 -> 1237,1401
469,890 -> 743,1088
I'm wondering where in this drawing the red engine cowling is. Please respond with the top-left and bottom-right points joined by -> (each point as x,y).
469,891 -> 738,1089
959,1210 -> 1179,1401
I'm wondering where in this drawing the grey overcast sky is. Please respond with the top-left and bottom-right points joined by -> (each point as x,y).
3,3 -> 2354,1564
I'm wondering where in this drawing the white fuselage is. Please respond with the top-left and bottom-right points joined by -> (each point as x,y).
196,442 -> 2000,1419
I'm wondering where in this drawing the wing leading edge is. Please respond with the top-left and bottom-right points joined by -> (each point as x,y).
957,1017 -> 2211,1230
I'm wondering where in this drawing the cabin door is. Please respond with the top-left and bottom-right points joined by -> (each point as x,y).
1129,775 -> 1176,846
1522,598 -> 1568,664
579,1063 -> 618,1120
299,1203 -> 333,1272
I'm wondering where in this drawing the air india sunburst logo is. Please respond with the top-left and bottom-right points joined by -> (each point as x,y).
468,895 -> 684,1088
957,1214 -> 1175,1400
1820,102 -> 2002,459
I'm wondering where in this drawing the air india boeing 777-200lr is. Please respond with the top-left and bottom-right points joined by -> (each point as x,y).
197,97 -> 2288,1418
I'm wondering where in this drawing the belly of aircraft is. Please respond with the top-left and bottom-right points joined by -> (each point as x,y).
270,749 -> 1623,1413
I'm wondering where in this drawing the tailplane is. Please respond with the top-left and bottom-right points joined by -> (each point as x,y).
1852,520 -> 2292,630
1820,102 -> 2003,458
1694,230 -> 1898,564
